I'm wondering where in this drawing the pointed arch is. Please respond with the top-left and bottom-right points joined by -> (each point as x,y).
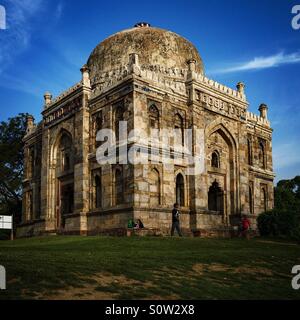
261,187 -> 267,212
50,128 -> 74,166
175,173 -> 185,206
259,141 -> 266,169
205,120 -> 238,151
211,150 -> 220,168
59,133 -> 73,172
149,104 -> 159,129
49,128 -> 74,229
149,168 -> 161,206
174,113 -> 184,146
206,120 -> 238,216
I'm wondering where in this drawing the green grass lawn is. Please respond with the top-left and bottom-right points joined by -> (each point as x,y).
0,236 -> 300,300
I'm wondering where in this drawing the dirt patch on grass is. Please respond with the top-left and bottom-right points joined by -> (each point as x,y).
191,264 -> 205,275
25,272 -> 155,300
192,263 -> 230,275
40,286 -> 117,300
190,263 -> 273,277
87,272 -> 155,289
233,266 -> 273,276
152,267 -> 187,279
154,264 -> 232,278
208,264 -> 231,272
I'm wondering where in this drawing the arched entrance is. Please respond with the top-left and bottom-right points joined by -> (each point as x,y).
51,130 -> 75,230
206,123 -> 238,222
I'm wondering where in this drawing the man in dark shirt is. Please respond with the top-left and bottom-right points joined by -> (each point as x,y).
171,203 -> 183,237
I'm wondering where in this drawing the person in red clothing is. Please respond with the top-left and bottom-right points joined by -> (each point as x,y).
241,215 -> 251,240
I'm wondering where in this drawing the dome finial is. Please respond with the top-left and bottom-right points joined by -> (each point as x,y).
134,22 -> 151,28
259,103 -> 268,119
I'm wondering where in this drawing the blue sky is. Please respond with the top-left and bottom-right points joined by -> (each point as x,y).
0,0 -> 299,182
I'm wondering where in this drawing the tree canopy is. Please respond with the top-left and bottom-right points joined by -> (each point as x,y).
0,113 -> 28,222
275,176 -> 300,211
258,176 -> 300,240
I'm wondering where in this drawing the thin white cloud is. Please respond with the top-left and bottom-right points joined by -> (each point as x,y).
0,0 -> 65,100
0,0 -> 44,73
210,52 -> 300,74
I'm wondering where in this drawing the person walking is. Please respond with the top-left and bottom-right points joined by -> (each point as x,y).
171,203 -> 183,237
241,215 -> 251,240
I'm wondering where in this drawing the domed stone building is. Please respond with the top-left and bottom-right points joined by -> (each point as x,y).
18,23 -> 275,237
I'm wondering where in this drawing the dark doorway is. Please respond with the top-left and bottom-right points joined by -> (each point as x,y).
208,180 -> 224,214
176,174 -> 185,206
59,182 -> 74,228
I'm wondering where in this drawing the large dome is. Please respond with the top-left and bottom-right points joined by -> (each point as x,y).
87,23 -> 204,83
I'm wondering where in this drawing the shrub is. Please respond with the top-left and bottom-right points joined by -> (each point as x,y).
257,209 -> 300,240
0,229 -> 10,240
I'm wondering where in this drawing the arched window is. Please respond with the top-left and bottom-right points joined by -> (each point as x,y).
208,180 -> 224,213
54,131 -> 74,229
247,138 -> 252,165
115,107 -> 124,142
115,168 -> 123,205
261,187 -> 267,212
249,186 -> 253,214
176,173 -> 185,206
94,112 -> 102,148
259,142 -> 266,169
211,151 -> 220,168
149,104 -> 159,129
174,113 -> 184,146
27,147 -> 35,179
59,133 -> 73,173
149,168 -> 160,206
95,175 -> 102,209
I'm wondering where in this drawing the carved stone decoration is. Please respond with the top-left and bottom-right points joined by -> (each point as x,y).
44,96 -> 82,127
199,92 -> 247,121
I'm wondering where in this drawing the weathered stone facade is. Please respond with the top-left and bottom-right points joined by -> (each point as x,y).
18,23 -> 275,237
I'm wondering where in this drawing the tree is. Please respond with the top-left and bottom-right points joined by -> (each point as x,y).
257,176 -> 300,240
0,113 -> 28,226
275,176 -> 300,211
